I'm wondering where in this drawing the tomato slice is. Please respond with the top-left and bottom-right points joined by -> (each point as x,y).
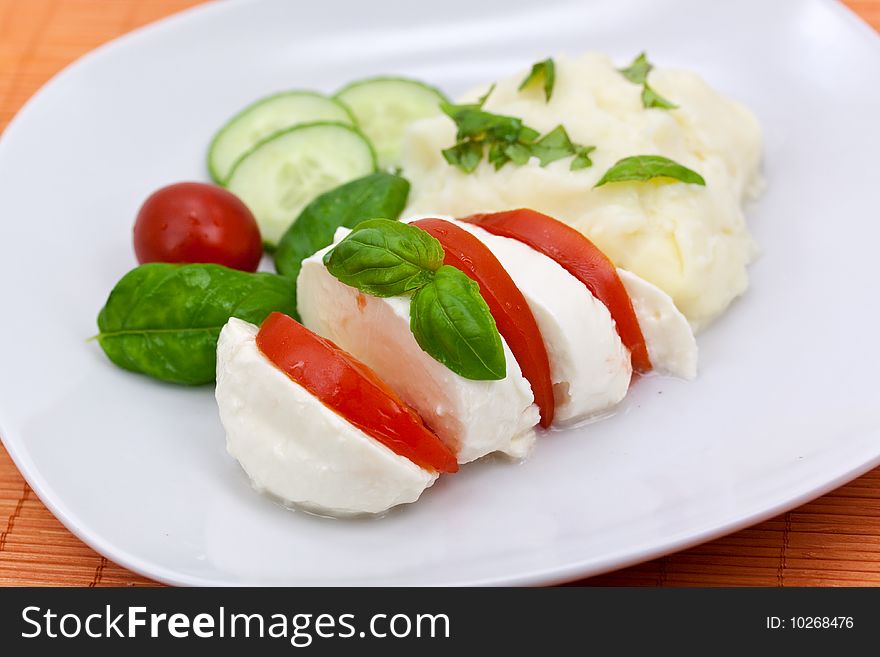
462,209 -> 652,373
256,312 -> 458,473
412,218 -> 555,427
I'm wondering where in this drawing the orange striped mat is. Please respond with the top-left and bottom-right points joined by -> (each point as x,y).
1,0 -> 878,587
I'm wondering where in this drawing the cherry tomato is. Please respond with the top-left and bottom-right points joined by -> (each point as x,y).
412,218 -> 555,427
463,209 -> 652,373
256,312 -> 458,474
133,182 -> 262,272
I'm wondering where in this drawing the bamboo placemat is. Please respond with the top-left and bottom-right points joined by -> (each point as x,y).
0,0 -> 878,587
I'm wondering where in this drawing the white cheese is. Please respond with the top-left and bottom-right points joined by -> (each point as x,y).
407,216 -> 632,424
215,318 -> 437,517
297,229 -> 539,464
400,52 -> 763,330
617,269 -> 698,380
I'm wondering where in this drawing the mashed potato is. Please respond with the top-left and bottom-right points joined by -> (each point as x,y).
401,53 -> 763,330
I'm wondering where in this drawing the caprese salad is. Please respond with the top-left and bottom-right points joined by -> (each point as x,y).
95,52 -> 761,517
212,211 -> 695,515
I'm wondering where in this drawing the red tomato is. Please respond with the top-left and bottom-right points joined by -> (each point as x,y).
463,209 -> 652,373
133,182 -> 262,271
412,218 -> 555,427
256,312 -> 458,474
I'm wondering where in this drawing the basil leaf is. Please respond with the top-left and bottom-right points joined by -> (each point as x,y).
619,52 -> 652,84
443,83 -> 494,117
410,266 -> 506,381
524,126 -> 596,169
518,58 -> 555,102
476,83 -> 496,108
619,52 -> 677,110
519,126 -> 540,143
96,264 -> 297,385
440,103 -> 545,172
487,140 -> 510,170
442,140 -> 484,173
441,103 -> 527,144
274,173 -> 410,287
595,155 -> 706,187
570,145 -> 596,171
440,104 -> 592,173
323,219 -> 444,297
322,222 -> 504,380
642,84 -> 677,110
528,125 -> 576,166
505,142 -> 532,166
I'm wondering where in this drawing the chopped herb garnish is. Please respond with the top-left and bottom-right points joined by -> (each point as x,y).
570,145 -> 596,171
641,85 -> 677,110
440,103 -> 594,173
619,52 -> 652,84
518,58 -> 556,102
442,140 -> 484,173
439,102 -> 533,172
476,83 -> 496,108
529,125 -> 577,167
619,52 -> 677,110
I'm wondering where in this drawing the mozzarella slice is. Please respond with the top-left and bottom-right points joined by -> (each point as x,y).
297,230 -> 539,464
411,216 -> 632,424
215,318 -> 437,517
617,269 -> 698,380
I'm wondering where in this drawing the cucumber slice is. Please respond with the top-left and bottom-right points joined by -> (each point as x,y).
335,77 -> 448,170
226,122 -> 376,246
208,91 -> 354,184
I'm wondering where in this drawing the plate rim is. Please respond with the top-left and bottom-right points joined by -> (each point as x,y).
5,425 -> 879,586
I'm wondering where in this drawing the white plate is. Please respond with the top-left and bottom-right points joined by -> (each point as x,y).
1,0 -> 878,586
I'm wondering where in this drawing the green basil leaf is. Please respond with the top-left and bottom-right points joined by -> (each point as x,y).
476,83 -> 496,108
528,125 -> 576,166
518,125 -> 540,143
442,140 -> 484,173
410,266 -> 506,381
96,263 -> 297,385
439,102 -> 594,174
518,58 -> 555,102
440,83 -> 494,118
440,102 -> 546,172
642,84 -> 678,109
323,218 -> 444,297
595,155 -> 706,187
619,52 -> 652,84
619,52 -> 677,110
441,103 -> 526,143
505,142 -> 532,166
487,140 -> 511,170
570,145 -> 596,171
274,173 -> 410,287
